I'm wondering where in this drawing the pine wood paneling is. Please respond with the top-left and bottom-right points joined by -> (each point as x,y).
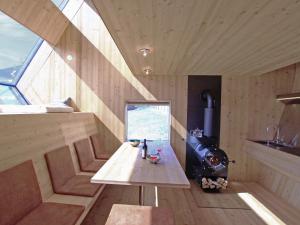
82,181 -> 300,225
92,0 -> 300,76
0,112 -> 98,200
18,0 -> 188,167
220,63 -> 299,181
17,0 -> 300,184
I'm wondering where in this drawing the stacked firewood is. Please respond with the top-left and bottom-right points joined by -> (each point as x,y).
201,177 -> 228,189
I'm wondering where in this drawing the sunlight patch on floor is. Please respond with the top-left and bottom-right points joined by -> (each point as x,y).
238,193 -> 286,225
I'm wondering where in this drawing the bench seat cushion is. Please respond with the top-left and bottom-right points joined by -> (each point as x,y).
90,134 -> 111,160
83,160 -> 106,173
0,160 -> 42,225
56,175 -> 100,197
16,202 -> 84,225
105,204 -> 174,225
45,146 -> 76,192
74,138 -> 106,172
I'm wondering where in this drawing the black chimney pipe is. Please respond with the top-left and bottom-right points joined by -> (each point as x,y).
202,90 -> 214,137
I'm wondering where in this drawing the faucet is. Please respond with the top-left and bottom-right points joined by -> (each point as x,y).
266,125 -> 276,145
290,134 -> 299,147
274,126 -> 281,144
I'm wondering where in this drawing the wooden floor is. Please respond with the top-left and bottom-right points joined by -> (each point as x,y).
82,181 -> 300,225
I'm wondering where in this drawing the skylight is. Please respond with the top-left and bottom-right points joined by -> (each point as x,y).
51,0 -> 69,9
0,1 -> 69,105
0,12 -> 41,86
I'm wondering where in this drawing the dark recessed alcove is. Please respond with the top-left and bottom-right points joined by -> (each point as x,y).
186,75 -> 222,177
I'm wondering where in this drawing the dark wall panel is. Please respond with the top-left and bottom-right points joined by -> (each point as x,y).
187,75 -> 222,140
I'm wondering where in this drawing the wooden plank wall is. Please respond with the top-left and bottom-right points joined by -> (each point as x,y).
18,0 -> 188,167
0,112 -> 98,200
16,0 -> 300,184
252,63 -> 300,210
220,64 -> 298,181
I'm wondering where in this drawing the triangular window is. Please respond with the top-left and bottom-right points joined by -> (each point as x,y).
0,0 -> 68,105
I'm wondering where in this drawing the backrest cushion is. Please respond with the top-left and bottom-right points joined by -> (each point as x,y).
45,146 -> 76,192
74,138 -> 95,170
90,133 -> 106,159
0,160 -> 42,225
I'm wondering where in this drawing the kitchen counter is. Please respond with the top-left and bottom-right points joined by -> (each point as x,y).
250,140 -> 300,157
243,140 -> 300,182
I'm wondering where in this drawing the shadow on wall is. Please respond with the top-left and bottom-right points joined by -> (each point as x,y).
42,0 -> 188,162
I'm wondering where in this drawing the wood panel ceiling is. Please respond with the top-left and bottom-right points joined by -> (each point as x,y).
92,0 -> 300,76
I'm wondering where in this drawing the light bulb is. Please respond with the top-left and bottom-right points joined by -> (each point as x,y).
139,48 -> 151,57
143,68 -> 152,75
66,54 -> 73,61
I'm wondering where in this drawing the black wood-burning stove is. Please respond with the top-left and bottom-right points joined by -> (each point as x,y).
186,90 -> 234,190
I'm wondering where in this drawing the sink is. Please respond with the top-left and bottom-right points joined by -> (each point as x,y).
253,140 -> 288,148
249,140 -> 300,158
253,140 -> 295,149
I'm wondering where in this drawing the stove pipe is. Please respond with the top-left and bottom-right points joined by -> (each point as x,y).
202,90 -> 214,137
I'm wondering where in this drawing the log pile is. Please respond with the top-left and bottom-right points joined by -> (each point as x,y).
201,177 -> 228,189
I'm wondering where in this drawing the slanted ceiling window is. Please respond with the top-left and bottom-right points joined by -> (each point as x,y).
52,0 -> 69,9
0,11 -> 41,104
0,0 -> 68,105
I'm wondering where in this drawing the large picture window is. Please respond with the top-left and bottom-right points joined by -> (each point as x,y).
126,102 -> 170,141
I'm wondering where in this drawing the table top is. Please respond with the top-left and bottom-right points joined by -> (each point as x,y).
91,141 -> 190,188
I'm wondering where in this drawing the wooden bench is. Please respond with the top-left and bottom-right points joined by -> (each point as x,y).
105,204 -> 174,225
0,160 -> 84,225
74,138 -> 106,173
0,113 -> 111,225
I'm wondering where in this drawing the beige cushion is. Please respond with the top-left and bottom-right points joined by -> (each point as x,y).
90,134 -> 111,160
0,160 -> 42,225
45,146 -> 76,192
45,146 -> 101,197
16,202 -> 84,225
57,175 -> 100,197
105,204 -> 175,225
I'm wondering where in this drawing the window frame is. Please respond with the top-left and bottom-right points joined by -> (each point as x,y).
125,101 -> 171,142
0,0 -> 69,106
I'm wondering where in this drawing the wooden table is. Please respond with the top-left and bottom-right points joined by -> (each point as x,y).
91,141 -> 190,205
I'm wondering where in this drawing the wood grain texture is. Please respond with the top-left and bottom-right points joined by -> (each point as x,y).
0,112 -> 108,225
244,140 -> 300,183
16,0 -> 300,183
220,63 -> 298,181
92,0 -> 300,76
18,0 -> 188,167
0,0 -> 70,45
91,142 -> 190,188
245,140 -> 300,212
82,181 -> 300,225
0,112 -> 98,200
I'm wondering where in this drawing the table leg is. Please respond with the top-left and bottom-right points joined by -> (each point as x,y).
139,185 -> 144,205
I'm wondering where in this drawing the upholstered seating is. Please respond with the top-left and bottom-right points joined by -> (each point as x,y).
45,146 -> 101,197
0,160 -> 84,225
90,133 -> 111,160
74,138 -> 106,173
105,204 -> 175,225
16,203 -> 83,225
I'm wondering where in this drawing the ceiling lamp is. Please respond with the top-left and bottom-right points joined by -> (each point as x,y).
143,67 -> 152,75
139,48 -> 151,57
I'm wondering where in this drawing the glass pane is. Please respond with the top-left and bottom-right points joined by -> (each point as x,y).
0,85 -> 27,105
127,104 -> 170,141
51,0 -> 69,9
0,11 -> 41,85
